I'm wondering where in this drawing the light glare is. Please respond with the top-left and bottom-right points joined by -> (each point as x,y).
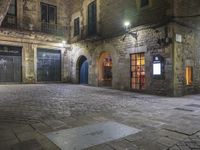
124,21 -> 130,27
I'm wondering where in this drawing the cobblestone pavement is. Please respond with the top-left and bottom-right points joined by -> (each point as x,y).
0,84 -> 200,150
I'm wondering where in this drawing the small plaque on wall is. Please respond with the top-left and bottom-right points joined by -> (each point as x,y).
176,34 -> 182,43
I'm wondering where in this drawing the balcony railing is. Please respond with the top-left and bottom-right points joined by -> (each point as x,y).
1,19 -> 67,37
80,23 -> 102,40
40,22 -> 67,36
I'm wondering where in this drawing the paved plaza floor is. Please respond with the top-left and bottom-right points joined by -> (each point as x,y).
0,84 -> 200,150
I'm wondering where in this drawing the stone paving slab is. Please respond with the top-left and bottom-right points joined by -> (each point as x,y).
11,139 -> 44,150
31,122 -> 53,133
0,85 -> 200,149
45,121 -> 141,150
43,119 -> 66,130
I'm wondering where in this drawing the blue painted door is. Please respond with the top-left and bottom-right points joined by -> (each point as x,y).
80,60 -> 88,84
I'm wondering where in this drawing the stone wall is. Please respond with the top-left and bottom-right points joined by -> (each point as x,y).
68,0 -> 200,96
68,0 -> 175,96
173,24 -> 200,96
172,0 -> 200,96
69,24 -> 174,96
69,0 -> 172,42
18,0 -> 69,31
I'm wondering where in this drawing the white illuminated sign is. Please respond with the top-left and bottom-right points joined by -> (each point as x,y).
153,63 -> 161,75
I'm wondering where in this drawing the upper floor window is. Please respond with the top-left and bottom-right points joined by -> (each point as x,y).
2,0 -> 17,27
88,1 -> 97,36
41,3 -> 57,24
140,0 -> 149,7
74,17 -> 80,36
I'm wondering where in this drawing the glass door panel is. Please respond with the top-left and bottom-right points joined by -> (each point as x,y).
131,53 -> 145,90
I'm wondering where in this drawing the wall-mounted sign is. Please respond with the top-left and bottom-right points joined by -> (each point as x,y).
153,63 -> 161,75
176,34 -> 182,43
153,55 -> 164,79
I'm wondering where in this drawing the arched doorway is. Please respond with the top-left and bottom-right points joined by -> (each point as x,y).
77,56 -> 88,84
98,52 -> 112,87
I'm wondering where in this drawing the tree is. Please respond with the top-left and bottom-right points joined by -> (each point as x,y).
0,0 -> 12,26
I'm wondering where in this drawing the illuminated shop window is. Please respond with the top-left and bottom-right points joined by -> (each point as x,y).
131,53 -> 145,90
186,66 -> 193,85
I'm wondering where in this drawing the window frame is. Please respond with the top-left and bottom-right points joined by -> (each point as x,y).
2,0 -> 17,26
140,0 -> 149,8
130,53 -> 145,90
74,17 -> 80,36
186,66 -> 193,86
41,2 -> 57,24
87,0 -> 97,36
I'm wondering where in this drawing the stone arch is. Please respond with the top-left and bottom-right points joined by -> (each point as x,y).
92,43 -> 119,87
98,51 -> 112,87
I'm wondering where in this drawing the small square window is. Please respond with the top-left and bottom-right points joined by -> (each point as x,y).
141,0 -> 149,7
74,17 -> 80,36
186,66 -> 193,85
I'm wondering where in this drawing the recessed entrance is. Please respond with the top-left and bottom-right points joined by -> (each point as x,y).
37,49 -> 61,82
98,52 -> 112,87
0,45 -> 22,83
131,53 -> 145,90
77,56 -> 88,84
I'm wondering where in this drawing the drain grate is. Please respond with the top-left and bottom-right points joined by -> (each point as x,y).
185,104 -> 200,108
174,107 -> 194,112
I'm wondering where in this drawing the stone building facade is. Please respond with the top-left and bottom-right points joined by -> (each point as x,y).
68,0 -> 200,96
0,0 -> 71,83
0,0 -> 200,96
172,0 -> 200,96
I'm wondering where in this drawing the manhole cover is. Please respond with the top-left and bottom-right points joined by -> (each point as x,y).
45,121 -> 141,150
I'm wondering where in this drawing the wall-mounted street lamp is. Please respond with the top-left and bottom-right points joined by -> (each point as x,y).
123,21 -> 138,41
124,21 -> 131,31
